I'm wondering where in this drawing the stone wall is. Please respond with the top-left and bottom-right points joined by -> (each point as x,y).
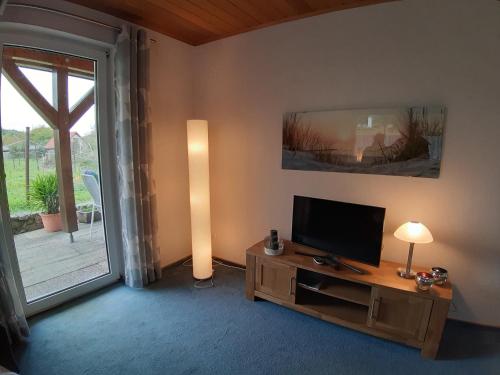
10,214 -> 43,235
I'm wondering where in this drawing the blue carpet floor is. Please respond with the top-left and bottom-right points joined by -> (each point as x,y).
16,263 -> 500,375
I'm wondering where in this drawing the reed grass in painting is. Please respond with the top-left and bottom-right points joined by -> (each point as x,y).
282,106 -> 446,178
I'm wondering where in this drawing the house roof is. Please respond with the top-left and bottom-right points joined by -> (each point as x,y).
45,131 -> 81,150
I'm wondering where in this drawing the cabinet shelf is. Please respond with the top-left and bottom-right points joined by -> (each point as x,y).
296,288 -> 368,325
297,269 -> 372,306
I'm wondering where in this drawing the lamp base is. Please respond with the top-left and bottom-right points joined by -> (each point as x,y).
193,272 -> 215,289
397,267 -> 416,279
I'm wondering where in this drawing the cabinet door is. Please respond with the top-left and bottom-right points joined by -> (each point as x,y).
255,257 -> 296,303
367,287 -> 433,342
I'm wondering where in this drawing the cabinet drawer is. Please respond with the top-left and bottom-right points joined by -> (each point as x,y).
255,257 -> 296,303
368,287 -> 433,342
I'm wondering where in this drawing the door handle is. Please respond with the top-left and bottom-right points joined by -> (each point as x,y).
371,298 -> 381,320
260,264 -> 264,285
290,276 -> 296,295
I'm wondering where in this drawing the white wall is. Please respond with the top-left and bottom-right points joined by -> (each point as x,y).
193,0 -> 500,326
149,31 -> 194,267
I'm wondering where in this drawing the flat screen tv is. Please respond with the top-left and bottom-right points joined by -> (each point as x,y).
292,196 -> 385,267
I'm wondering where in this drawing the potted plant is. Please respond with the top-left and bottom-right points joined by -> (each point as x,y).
77,204 -> 101,224
30,174 -> 62,232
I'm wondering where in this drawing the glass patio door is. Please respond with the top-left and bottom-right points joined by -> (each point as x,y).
0,28 -> 120,316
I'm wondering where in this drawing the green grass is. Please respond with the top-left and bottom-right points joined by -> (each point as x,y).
4,157 -> 95,215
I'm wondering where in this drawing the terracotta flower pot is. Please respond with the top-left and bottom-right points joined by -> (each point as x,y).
39,212 -> 63,232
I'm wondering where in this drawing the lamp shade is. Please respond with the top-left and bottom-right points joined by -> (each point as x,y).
394,221 -> 433,244
187,120 -> 212,280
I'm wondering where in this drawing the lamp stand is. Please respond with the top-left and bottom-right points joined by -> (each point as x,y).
397,242 -> 416,279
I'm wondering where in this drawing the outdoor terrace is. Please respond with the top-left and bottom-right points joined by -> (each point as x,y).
14,220 -> 109,302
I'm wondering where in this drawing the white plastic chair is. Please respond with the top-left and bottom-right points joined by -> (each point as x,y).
82,173 -> 102,240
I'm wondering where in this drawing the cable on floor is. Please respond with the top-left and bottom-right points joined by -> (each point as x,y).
211,258 -> 246,271
182,257 -> 245,271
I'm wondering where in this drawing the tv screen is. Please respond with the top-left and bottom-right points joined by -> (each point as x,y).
292,196 -> 385,266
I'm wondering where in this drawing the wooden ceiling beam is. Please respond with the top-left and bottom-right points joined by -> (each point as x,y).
238,0 -> 284,21
188,0 -> 252,29
146,15 -> 213,45
150,0 -> 234,35
287,0 -> 315,14
208,0 -> 263,27
134,2 -> 217,45
304,0 -> 337,9
269,0 -> 310,17
225,0 -> 274,23
65,0 -> 399,46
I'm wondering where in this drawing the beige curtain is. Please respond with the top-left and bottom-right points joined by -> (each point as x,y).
0,256 -> 29,341
0,59 -> 29,349
114,26 -> 161,288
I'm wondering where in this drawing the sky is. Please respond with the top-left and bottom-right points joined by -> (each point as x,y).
296,108 -> 405,154
1,66 -> 96,136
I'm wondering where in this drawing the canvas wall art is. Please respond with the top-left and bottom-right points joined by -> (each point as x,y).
282,106 -> 446,178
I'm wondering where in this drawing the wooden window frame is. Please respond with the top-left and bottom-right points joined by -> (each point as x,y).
2,46 -> 95,234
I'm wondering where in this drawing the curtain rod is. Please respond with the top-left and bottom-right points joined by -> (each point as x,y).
6,3 -> 158,43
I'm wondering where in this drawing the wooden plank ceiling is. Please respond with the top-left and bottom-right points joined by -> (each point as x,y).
66,0 -> 397,46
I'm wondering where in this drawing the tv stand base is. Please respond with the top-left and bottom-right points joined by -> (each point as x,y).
294,251 -> 365,274
325,256 -> 365,274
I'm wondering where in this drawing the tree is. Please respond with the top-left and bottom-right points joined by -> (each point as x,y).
30,126 -> 54,146
1,129 -> 23,147
8,141 -> 25,159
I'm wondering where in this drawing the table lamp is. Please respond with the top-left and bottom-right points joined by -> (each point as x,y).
394,221 -> 433,279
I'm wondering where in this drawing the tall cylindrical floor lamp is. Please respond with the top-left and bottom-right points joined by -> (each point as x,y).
187,120 -> 213,280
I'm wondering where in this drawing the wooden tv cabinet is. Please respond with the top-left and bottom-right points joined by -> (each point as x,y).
246,240 -> 452,359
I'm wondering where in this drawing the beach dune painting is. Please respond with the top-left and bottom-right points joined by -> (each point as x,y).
282,106 -> 446,178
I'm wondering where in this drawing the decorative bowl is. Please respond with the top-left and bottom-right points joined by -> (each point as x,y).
431,267 -> 448,286
264,237 -> 284,256
415,272 -> 434,291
